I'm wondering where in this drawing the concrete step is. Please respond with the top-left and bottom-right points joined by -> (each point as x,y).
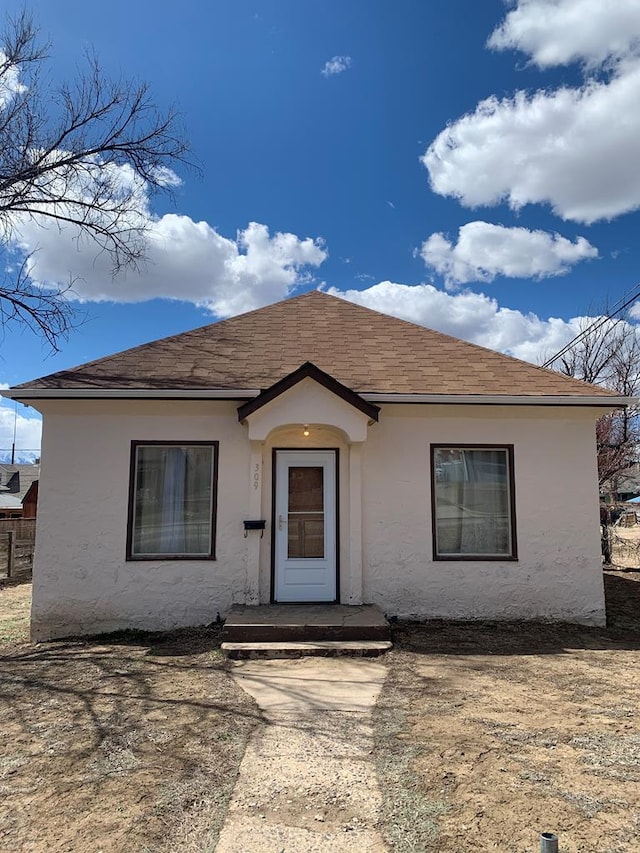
223,603 -> 391,644
221,640 -> 392,660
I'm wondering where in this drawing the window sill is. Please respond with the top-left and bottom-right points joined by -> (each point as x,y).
126,554 -> 217,562
433,554 -> 519,562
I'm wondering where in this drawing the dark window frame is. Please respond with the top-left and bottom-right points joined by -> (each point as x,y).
430,443 -> 518,562
126,440 -> 219,561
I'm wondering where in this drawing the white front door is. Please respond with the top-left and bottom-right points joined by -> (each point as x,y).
274,450 -> 337,602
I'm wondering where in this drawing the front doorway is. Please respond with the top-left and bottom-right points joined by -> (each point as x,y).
273,449 -> 337,602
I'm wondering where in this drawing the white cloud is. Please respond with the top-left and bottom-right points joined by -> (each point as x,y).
488,0 -> 640,69
5,153 -> 328,316
12,213 -> 328,318
424,0 -> 640,224
321,56 -> 352,77
420,221 -> 597,287
424,59 -> 640,223
327,280 -> 589,363
0,400 -> 42,462
0,49 -> 27,109
4,154 -> 152,253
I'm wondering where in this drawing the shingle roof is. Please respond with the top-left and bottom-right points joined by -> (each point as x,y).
0,464 -> 40,501
14,290 -> 616,397
0,494 -> 24,510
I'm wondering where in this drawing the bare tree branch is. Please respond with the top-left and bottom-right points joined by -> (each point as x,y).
0,256 -> 75,351
549,304 -> 640,489
0,11 -> 193,351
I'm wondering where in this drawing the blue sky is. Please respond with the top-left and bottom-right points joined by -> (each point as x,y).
2,0 -> 640,458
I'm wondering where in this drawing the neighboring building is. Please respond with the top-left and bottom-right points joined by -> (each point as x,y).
22,480 -> 39,519
0,494 -> 24,519
4,291 -> 627,640
0,464 -> 40,519
601,464 -> 640,504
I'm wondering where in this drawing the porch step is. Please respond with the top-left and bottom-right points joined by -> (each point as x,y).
222,603 -> 391,644
221,640 -> 392,660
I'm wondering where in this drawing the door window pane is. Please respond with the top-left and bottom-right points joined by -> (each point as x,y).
287,466 -> 324,558
287,513 -> 325,558
288,467 -> 323,511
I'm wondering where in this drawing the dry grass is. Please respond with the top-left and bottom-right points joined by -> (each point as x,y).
0,583 -> 259,853
0,581 -> 31,643
610,524 -> 640,569
374,569 -> 640,853
4,568 -> 640,852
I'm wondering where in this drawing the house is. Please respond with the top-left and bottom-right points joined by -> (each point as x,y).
21,480 -> 39,519
601,463 -> 640,504
3,291 -> 626,640
0,464 -> 40,519
0,493 -> 24,519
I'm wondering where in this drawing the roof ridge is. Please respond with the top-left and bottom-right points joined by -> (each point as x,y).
11,288 -> 619,398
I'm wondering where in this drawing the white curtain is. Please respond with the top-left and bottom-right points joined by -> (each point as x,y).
160,448 -> 187,553
133,445 -> 212,556
435,449 -> 510,556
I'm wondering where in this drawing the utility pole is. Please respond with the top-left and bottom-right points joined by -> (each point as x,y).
10,401 -> 17,464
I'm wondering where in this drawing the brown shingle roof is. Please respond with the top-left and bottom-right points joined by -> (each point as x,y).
14,290 -> 616,397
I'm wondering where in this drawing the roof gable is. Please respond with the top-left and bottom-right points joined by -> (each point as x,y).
237,362 -> 380,422
11,290 -> 617,399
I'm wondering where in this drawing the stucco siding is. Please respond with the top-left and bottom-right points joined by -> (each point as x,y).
362,405 -> 605,624
30,399 -> 606,639
32,400 -> 250,640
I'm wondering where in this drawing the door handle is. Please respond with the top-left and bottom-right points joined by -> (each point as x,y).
278,515 -> 287,530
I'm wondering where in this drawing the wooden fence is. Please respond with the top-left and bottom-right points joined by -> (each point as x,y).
0,523 -> 36,581
0,518 -> 36,539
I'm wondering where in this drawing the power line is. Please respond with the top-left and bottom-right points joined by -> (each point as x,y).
541,281 -> 640,369
542,281 -> 640,368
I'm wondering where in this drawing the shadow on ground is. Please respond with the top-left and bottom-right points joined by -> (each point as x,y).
0,619 -> 260,853
390,570 -> 640,656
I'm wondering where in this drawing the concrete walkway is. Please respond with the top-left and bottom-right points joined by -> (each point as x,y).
215,657 -> 389,852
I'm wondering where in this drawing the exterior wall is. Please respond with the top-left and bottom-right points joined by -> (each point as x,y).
32,400 -> 251,640
362,404 -> 605,625
31,398 -> 606,639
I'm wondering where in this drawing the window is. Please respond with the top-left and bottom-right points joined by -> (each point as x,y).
127,441 -> 218,560
431,445 -> 516,560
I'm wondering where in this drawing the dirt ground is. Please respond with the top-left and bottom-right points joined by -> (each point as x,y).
0,582 -> 259,853
2,571 -> 640,853
375,569 -> 640,853
0,582 -> 31,643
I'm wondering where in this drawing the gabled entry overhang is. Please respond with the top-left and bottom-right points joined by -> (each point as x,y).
237,362 -> 380,422
237,362 -> 379,443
